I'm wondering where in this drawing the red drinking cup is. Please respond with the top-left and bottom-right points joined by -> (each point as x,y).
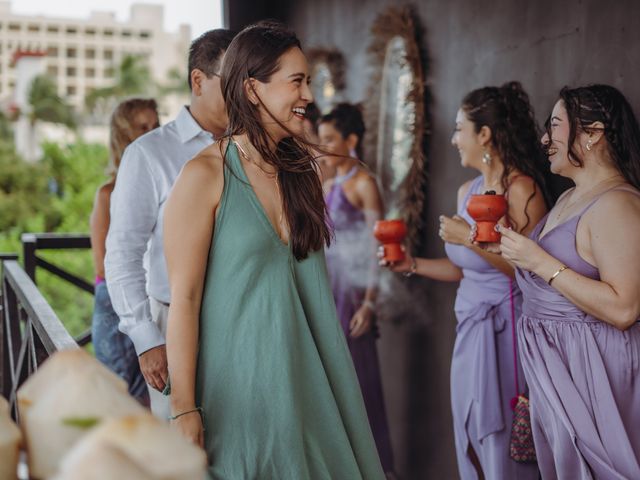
374,219 -> 407,262
466,193 -> 507,242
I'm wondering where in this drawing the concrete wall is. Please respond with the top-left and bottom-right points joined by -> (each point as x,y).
227,1 -> 640,477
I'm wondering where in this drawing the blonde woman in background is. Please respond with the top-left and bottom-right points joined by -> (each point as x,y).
90,98 -> 159,403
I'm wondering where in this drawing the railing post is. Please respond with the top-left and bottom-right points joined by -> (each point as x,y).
20,233 -> 94,346
0,254 -> 19,400
22,234 -> 37,283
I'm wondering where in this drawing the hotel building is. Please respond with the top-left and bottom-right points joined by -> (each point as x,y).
0,1 -> 191,110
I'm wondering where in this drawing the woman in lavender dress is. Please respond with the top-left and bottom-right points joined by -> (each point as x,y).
500,85 -> 640,479
383,83 -> 548,479
318,103 -> 395,474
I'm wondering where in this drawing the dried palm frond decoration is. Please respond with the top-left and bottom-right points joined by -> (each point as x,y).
363,5 -> 428,251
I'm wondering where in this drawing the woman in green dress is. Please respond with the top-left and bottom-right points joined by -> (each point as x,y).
163,21 -> 385,479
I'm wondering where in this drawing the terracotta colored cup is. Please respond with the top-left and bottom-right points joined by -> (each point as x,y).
374,219 -> 407,262
466,194 -> 507,242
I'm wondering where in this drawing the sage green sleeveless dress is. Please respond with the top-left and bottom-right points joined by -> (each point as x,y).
195,142 -> 385,479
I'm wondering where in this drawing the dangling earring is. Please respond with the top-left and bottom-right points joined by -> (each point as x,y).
586,139 -> 593,151
482,149 -> 492,165
349,148 -> 358,159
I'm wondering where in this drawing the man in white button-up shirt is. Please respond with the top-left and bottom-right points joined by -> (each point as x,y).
105,29 -> 235,418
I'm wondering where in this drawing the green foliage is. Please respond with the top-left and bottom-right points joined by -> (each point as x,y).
0,142 -> 53,234
28,75 -> 76,129
0,141 -> 109,338
85,55 -> 154,113
159,67 -> 190,96
0,111 -> 13,141
39,142 -> 109,337
117,55 -> 152,93
61,416 -> 101,429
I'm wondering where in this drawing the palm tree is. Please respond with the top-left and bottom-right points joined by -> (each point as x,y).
27,75 -> 76,129
158,67 -> 190,96
14,75 -> 76,161
85,54 -> 152,113
0,111 -> 13,143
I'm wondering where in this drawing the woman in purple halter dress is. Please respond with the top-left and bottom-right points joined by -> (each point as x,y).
318,104 -> 395,475
383,83 -> 549,479
500,85 -> 640,479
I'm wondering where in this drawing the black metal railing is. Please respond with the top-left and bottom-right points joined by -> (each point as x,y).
21,233 -> 93,346
0,254 -> 79,420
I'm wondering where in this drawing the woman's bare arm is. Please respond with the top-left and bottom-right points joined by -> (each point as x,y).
355,173 -> 384,303
163,145 -> 224,444
549,190 -> 640,329
89,182 -> 114,279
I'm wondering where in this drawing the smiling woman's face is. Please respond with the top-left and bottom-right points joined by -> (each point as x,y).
451,108 -> 484,168
251,47 -> 314,141
541,100 -> 574,175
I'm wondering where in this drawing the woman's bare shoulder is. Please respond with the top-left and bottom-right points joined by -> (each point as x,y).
97,179 -> 115,196
507,174 -> 540,201
173,140 -> 228,209
584,185 -> 640,256
94,180 -> 115,208
509,173 -> 536,189
591,185 -> 640,218
354,167 -> 378,185
323,176 -> 336,191
185,141 -> 227,176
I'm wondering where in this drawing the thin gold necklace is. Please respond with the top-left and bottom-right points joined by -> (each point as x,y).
552,174 -> 624,221
234,138 -> 277,178
234,138 -> 286,239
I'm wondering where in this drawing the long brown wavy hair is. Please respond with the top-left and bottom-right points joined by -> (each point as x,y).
462,81 -> 551,232
550,84 -> 640,189
219,21 -> 331,260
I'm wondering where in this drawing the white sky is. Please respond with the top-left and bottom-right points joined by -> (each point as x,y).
10,0 -> 224,39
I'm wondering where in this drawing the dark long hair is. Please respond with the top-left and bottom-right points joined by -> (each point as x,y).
462,81 -> 551,231
551,84 -> 640,189
220,21 -> 330,260
318,103 -> 366,158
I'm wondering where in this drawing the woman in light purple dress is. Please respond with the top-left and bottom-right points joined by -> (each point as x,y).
319,104 -> 395,474
383,83 -> 549,479
500,85 -> 640,479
